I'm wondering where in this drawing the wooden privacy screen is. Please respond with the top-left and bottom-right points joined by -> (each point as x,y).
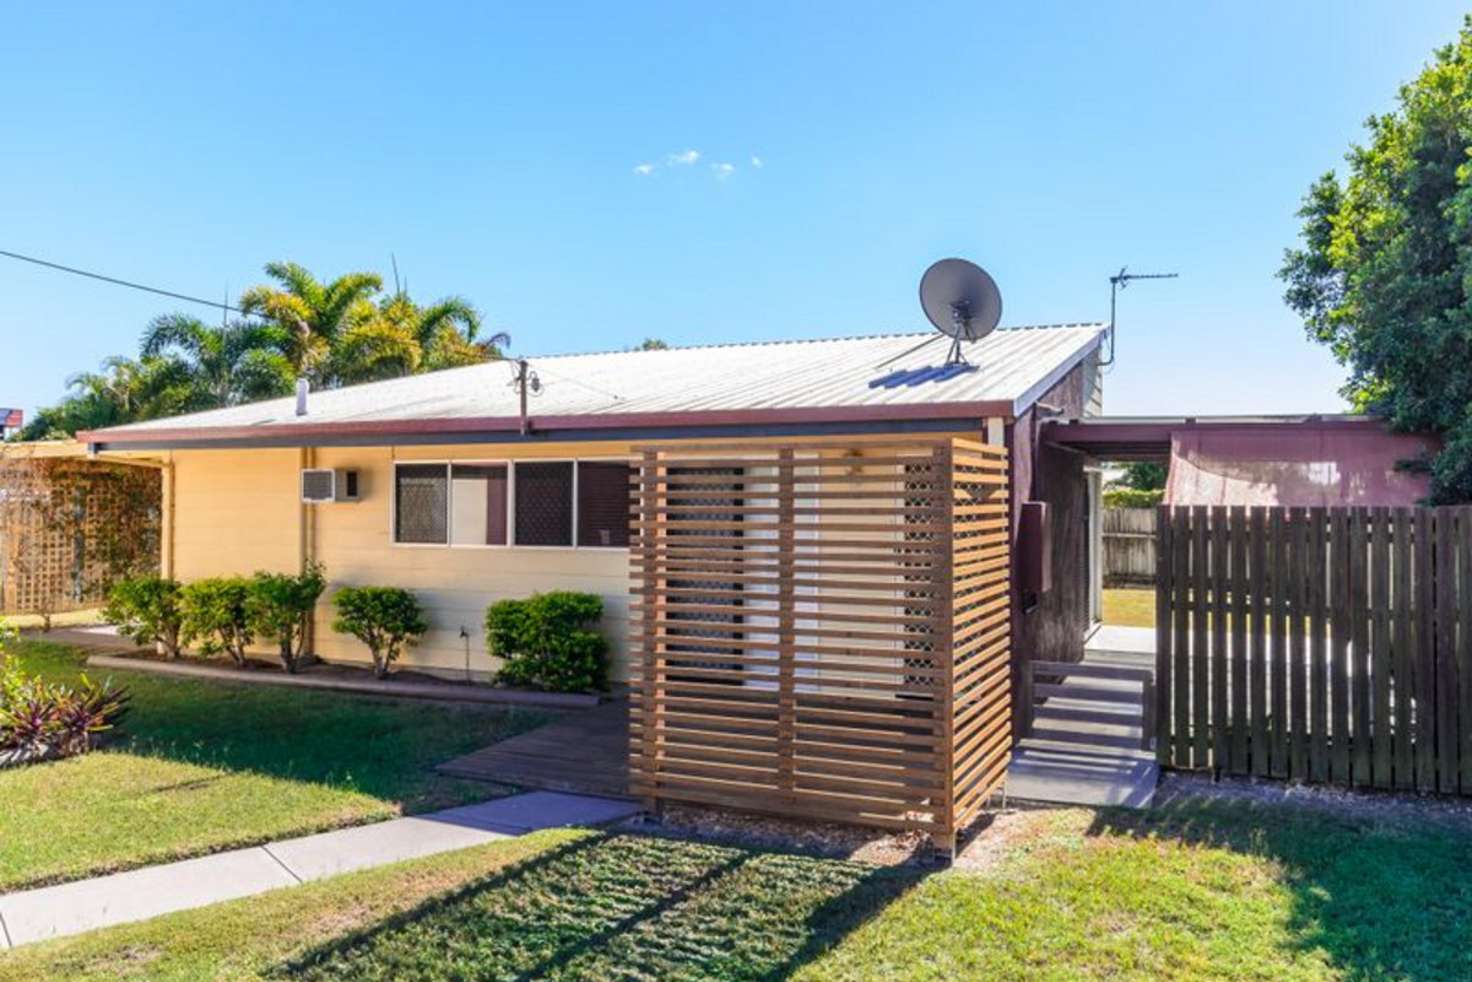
1157,505 -> 1472,794
629,438 -> 1011,848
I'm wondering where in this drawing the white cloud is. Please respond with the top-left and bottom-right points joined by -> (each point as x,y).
632,163 -> 655,176
712,162 -> 735,180
750,155 -> 763,168
667,149 -> 700,166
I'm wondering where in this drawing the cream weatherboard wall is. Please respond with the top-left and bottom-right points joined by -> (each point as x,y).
168,442 -> 630,679
164,428 -> 1001,682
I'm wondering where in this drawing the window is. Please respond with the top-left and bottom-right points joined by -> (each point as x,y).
451,464 -> 508,545
394,464 -> 448,543
578,462 -> 633,547
392,459 -> 631,548
514,461 -> 574,546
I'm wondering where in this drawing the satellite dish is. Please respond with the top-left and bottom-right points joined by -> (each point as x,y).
919,258 -> 1002,343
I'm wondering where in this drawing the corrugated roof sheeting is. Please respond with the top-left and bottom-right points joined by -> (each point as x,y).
90,324 -> 1105,436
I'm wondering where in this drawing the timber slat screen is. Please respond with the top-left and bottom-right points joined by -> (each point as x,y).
1156,504 -> 1472,794
629,438 -> 1011,849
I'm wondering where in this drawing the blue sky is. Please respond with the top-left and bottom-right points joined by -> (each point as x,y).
1,1 -> 1467,420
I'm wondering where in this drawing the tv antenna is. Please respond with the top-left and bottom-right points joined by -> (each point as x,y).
918,258 -> 1003,366
1102,266 -> 1178,367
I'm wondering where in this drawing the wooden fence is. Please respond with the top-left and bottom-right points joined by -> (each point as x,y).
629,438 -> 1011,849
1103,506 -> 1156,586
1156,504 -> 1472,794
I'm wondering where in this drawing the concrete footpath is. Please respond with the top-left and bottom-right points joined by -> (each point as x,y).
0,791 -> 639,950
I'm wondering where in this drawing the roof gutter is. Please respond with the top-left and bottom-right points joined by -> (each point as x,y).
79,400 -> 1017,452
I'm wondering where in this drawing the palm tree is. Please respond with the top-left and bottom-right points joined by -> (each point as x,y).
327,291 -> 509,383
53,356 -> 200,432
238,262 -> 383,379
140,314 -> 295,407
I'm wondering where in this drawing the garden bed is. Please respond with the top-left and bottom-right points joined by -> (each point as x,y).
84,653 -> 602,709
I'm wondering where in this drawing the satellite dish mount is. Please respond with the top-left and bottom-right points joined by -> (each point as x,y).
919,258 -> 1003,367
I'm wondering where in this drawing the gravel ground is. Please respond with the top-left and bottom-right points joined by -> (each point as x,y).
617,772 -> 1472,870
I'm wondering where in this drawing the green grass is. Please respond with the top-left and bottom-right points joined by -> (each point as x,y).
1103,587 -> 1155,628
0,641 -> 550,892
7,793 -> 1472,979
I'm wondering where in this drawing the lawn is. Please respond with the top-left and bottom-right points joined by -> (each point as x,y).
6,790 -> 1472,979
0,641 -> 550,892
1102,587 -> 1155,628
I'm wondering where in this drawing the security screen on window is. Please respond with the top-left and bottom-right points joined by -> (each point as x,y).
514,461 -> 574,546
394,464 -> 448,544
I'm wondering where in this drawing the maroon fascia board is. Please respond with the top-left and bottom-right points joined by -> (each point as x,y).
79,400 -> 1016,447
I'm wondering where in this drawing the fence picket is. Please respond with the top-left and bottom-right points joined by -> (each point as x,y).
1436,509 -> 1459,794
1173,507 -> 1192,768
1416,509 -> 1436,793
1211,505 -> 1230,773
1154,504 -> 1172,766
1393,509 -> 1414,790
1369,508 -> 1391,788
1349,508 -> 1371,785
1192,506 -> 1210,769
1311,510 -> 1330,783
1290,508 -> 1309,780
1328,508 -> 1349,783
1250,508 -> 1269,777
1229,505 -> 1249,775
1461,507 -> 1472,793
1270,508 -> 1289,779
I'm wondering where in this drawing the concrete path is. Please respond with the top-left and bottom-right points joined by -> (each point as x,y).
0,791 -> 640,950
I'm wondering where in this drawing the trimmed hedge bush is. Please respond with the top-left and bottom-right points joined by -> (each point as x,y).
332,586 -> 428,679
486,591 -> 608,693
248,562 -> 327,674
104,574 -> 184,659
180,577 -> 255,667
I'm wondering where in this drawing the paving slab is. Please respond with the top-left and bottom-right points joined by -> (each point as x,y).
0,847 -> 296,948
429,791 -> 641,833
263,816 -> 510,883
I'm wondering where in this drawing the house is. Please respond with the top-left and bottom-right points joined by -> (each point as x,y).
79,323 -> 1109,848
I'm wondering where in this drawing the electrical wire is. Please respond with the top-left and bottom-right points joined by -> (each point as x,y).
0,247 -> 248,314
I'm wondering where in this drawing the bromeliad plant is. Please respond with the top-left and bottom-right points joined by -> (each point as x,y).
0,618 -> 130,761
248,562 -> 327,674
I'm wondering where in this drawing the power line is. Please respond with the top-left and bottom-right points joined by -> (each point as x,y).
0,247 -> 249,315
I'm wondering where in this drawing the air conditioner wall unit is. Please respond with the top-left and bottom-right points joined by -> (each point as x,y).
301,468 -> 360,504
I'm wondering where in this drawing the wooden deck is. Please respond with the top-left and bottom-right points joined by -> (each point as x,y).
436,698 -> 631,799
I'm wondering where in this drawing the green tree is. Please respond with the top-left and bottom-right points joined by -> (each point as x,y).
636,337 -> 669,351
1111,461 -> 1166,492
22,356 -> 199,438
140,314 -> 295,407
239,261 -> 384,380
1281,18 -> 1472,502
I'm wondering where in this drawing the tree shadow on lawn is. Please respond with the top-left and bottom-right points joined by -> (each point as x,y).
275,831 -> 927,981
1086,789 -> 1472,981
11,641 -> 552,809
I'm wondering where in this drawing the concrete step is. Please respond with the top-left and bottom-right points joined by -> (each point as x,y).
1006,742 -> 1158,808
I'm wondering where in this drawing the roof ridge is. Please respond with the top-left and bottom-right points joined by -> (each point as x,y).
523,322 -> 1106,361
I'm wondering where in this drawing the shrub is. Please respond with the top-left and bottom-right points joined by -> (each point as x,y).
248,562 -> 327,674
331,586 -> 428,679
180,577 -> 255,667
486,591 -> 608,693
104,574 -> 185,659
0,664 -> 129,760
1103,487 -> 1164,509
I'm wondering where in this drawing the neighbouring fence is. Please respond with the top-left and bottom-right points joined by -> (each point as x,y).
0,456 -> 161,617
1103,506 -> 1156,587
629,438 -> 1012,848
1156,504 -> 1472,794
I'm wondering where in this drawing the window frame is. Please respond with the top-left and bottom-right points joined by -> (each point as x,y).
390,457 -> 633,552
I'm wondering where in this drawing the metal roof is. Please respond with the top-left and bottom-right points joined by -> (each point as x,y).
82,323 -> 1105,447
